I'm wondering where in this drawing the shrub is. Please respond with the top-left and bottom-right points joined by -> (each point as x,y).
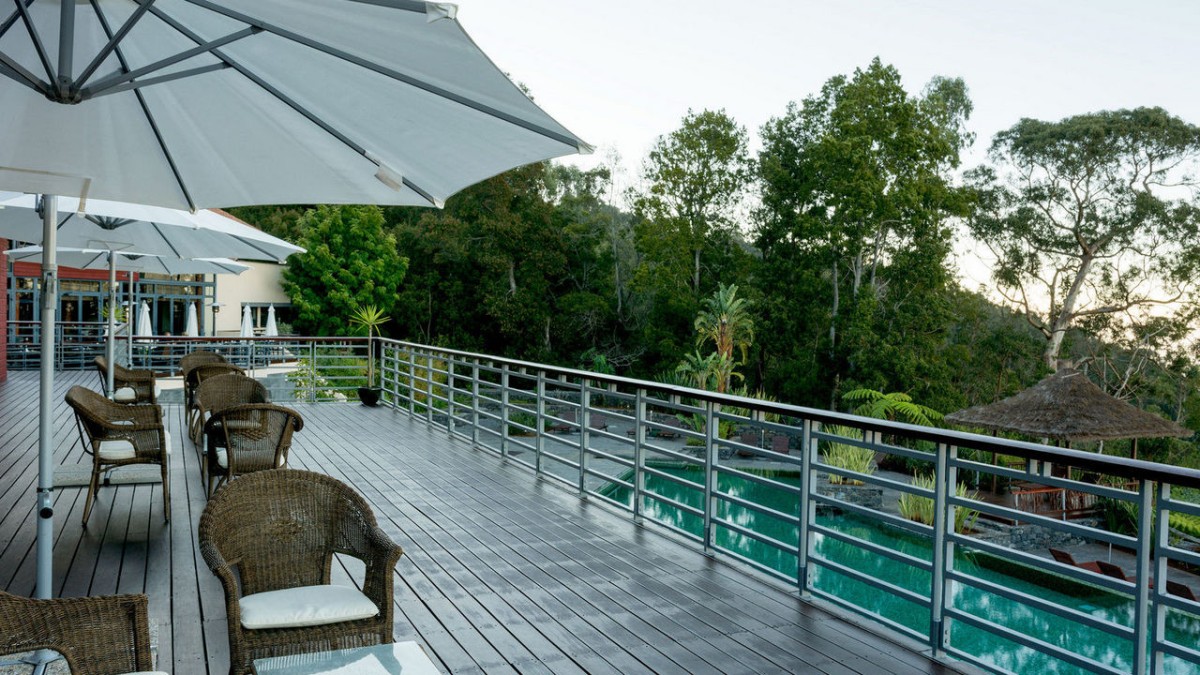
898,473 -> 980,533
821,426 -> 874,485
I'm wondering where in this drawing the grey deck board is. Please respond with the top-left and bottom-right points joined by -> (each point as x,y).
0,370 -> 953,674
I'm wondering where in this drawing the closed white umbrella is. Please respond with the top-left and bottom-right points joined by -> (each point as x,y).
184,303 -> 200,338
240,306 -> 255,338
136,302 -> 154,339
265,305 -> 279,337
0,0 -> 586,606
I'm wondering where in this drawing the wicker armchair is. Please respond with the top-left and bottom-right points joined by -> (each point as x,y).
199,470 -> 404,675
65,386 -> 171,526
205,403 -> 303,497
181,349 -> 229,412
93,356 -> 158,404
194,373 -> 270,486
0,590 -> 158,675
187,362 -> 245,443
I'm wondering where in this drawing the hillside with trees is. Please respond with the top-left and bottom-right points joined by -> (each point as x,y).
230,58 -> 1200,468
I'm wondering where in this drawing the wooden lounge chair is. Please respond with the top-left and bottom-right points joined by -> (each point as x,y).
65,386 -> 170,526
0,590 -> 160,675
1167,580 -> 1198,602
1048,547 -> 1102,573
1096,560 -> 1153,588
94,355 -> 158,404
199,470 -> 404,675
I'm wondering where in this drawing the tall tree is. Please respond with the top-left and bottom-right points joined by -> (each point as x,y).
282,205 -> 407,336
755,58 -> 973,405
631,109 -> 752,297
969,107 -> 1200,371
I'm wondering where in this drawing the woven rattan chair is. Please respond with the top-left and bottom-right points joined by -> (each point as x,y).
194,373 -> 270,487
94,356 -> 158,404
205,403 -> 303,497
199,470 -> 404,675
0,590 -> 160,675
187,362 -> 245,443
181,349 -> 229,414
65,386 -> 171,526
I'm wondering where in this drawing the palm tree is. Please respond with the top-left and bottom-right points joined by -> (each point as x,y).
694,283 -> 753,393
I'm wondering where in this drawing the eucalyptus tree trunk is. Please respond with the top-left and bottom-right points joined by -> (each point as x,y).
1044,253 -> 1095,371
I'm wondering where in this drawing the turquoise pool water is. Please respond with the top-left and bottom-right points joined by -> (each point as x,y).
601,466 -> 1200,674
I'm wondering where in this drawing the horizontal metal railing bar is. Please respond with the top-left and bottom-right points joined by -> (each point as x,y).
643,491 -> 705,520
583,470 -> 632,493
641,444 -> 704,465
1165,546 -> 1200,569
714,547 -> 796,585
808,588 -> 929,643
962,499 -> 1135,547
811,429 -> 939,464
1163,497 -> 1200,519
810,557 -> 932,608
948,535 -> 1132,595
943,609 -> 1126,675
1154,639 -> 1200,668
715,490 -> 800,527
816,464 -> 928,495
809,522 -> 933,572
954,457 -> 1140,503
809,491 -> 935,537
538,450 -> 580,471
579,445 -> 631,467
713,464 -> 804,495
379,339 -> 1200,489
710,515 -> 800,555
641,464 -> 702,491
947,570 -> 1133,638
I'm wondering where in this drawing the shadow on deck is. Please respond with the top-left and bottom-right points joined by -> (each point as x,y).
0,371 -> 955,674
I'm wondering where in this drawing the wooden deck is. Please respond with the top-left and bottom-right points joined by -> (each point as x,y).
0,370 -> 955,674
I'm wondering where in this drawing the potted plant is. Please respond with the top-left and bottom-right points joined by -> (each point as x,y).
348,303 -> 390,406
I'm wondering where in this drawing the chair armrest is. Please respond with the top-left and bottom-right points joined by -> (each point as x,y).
199,540 -> 245,626
204,404 -> 303,434
94,403 -> 164,432
357,526 -> 404,611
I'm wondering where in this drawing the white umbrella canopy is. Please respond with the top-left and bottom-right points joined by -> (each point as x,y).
264,305 -> 279,337
240,305 -> 254,337
136,301 -> 153,338
184,303 -> 200,338
0,195 -> 302,263
5,246 -> 252,276
0,1 -> 589,211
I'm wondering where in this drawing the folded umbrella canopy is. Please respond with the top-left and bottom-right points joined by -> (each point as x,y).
0,0 -> 587,606
184,302 -> 200,338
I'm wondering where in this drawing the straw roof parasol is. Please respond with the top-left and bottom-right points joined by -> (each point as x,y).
945,368 -> 1191,443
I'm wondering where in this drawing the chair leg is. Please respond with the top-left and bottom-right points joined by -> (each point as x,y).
160,461 -> 171,523
82,465 -> 101,527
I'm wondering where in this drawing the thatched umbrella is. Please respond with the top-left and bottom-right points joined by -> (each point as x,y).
946,368 -> 1191,460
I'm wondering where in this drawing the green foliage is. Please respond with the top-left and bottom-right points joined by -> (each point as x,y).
821,426 -> 875,485
842,389 -> 943,426
1170,512 -> 1200,539
282,205 -> 407,337
348,304 -> 391,338
969,107 -> 1200,369
898,474 -> 980,533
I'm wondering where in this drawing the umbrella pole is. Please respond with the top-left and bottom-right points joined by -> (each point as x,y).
36,195 -> 58,599
106,253 -> 116,398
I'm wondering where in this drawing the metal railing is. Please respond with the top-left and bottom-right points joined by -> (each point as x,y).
378,338 -> 1200,675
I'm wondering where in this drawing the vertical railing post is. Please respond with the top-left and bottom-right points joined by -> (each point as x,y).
633,388 -> 647,524
703,399 -> 718,554
579,380 -> 591,494
447,358 -> 457,436
797,418 -> 814,597
425,350 -> 435,426
1133,480 -> 1154,675
1151,482 -> 1170,675
929,441 -> 952,658
406,348 -> 416,416
308,340 -> 316,403
471,360 -> 481,447
535,371 -> 546,475
500,364 -> 510,459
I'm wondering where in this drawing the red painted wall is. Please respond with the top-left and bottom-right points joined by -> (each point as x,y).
0,239 -> 7,382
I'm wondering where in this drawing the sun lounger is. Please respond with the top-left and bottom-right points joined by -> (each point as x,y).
1049,547 -> 1102,573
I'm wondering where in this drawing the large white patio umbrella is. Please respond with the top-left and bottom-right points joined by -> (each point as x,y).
136,301 -> 153,339
6,245 -> 247,393
264,305 -> 279,337
240,305 -> 254,338
0,0 -> 587,606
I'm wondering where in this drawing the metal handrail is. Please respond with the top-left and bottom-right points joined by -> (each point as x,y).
377,337 -> 1200,675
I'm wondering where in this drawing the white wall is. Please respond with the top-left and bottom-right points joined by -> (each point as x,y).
211,262 -> 289,336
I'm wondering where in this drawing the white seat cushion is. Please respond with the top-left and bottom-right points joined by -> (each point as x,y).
214,446 -> 285,469
239,585 -> 379,630
113,387 -> 137,403
98,429 -> 170,461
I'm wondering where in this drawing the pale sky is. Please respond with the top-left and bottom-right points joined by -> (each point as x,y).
459,0 -> 1200,286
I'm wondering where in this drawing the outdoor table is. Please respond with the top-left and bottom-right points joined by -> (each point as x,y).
251,641 -> 440,675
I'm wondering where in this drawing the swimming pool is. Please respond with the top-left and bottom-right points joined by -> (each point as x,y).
600,465 -> 1200,674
